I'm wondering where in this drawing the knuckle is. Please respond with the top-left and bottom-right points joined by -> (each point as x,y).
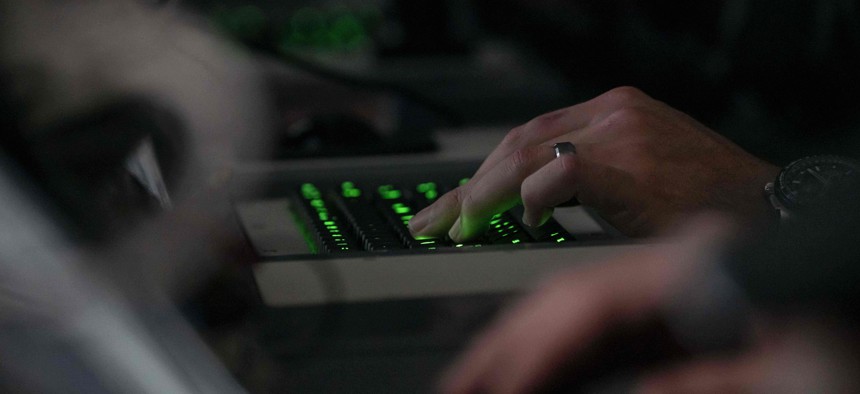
604,106 -> 652,131
501,125 -> 527,149
603,86 -> 647,104
506,147 -> 538,176
447,185 -> 467,206
459,189 -> 480,217
526,111 -> 559,132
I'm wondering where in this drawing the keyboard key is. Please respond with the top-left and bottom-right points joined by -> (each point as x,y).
291,179 -> 576,255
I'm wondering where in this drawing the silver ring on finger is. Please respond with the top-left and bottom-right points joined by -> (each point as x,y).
553,142 -> 576,158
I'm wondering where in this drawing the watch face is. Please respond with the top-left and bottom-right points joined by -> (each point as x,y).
776,155 -> 860,209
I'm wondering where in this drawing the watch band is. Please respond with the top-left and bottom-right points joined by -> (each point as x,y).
763,182 -> 790,222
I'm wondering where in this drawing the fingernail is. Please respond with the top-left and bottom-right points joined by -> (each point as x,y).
522,208 -> 552,228
408,209 -> 430,236
448,217 -> 463,242
522,208 -> 539,228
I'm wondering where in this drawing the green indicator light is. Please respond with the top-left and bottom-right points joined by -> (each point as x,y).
342,181 -> 355,189
420,241 -> 436,245
394,206 -> 411,215
473,244 -> 483,248
459,178 -> 470,186
416,182 -> 437,193
425,190 -> 438,200
512,239 -> 521,244
378,184 -> 401,199
550,232 -> 560,237
310,199 -> 325,208
319,213 -> 329,221
323,221 -> 335,226
380,191 -> 401,200
414,235 -> 435,241
455,244 -> 464,248
494,224 -> 502,229
301,183 -> 321,199
556,238 -> 566,243
343,189 -> 361,198
401,215 -> 414,221
428,247 -> 437,250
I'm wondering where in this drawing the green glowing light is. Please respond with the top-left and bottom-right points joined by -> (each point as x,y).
378,185 -> 402,200
301,183 -> 321,199
556,238 -> 566,243
416,182 -> 437,193
393,205 -> 411,215
424,190 -> 438,200
330,14 -> 366,50
511,239 -> 521,244
341,182 -> 362,198
459,178 -> 471,186
455,244 -> 464,248
343,189 -> 361,198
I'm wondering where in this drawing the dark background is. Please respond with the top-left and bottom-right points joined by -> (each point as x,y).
187,0 -> 860,166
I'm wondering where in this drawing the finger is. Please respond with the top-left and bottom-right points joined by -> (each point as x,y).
449,144 -> 556,242
408,185 -> 466,238
472,89 -> 638,181
520,145 -> 637,227
440,273 -> 612,394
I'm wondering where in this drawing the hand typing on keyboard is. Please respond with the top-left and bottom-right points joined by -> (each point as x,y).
409,86 -> 780,241
296,180 -> 573,254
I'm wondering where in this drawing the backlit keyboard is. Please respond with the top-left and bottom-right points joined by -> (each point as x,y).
293,179 -> 574,254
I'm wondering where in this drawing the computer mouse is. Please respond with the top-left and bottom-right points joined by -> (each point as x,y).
280,113 -> 383,153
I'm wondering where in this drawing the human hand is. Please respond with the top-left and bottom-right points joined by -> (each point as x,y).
437,217 -> 860,394
408,87 -> 779,240
437,215 -> 730,394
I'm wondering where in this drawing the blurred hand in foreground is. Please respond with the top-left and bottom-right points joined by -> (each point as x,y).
438,217 -> 860,394
408,87 -> 779,241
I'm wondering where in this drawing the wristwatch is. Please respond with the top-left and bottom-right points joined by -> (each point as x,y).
764,155 -> 860,220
